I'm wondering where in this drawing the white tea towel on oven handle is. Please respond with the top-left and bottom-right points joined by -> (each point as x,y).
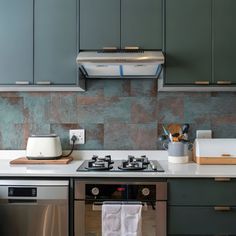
102,203 -> 122,236
121,204 -> 142,236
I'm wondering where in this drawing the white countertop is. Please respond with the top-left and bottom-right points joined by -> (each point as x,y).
1,150 -> 236,178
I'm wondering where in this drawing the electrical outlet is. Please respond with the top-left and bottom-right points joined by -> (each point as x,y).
69,129 -> 85,144
196,130 -> 212,139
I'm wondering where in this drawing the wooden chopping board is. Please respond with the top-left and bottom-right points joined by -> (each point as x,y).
10,156 -> 73,165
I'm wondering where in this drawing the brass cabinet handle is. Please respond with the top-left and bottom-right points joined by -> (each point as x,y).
221,153 -> 231,157
214,177 -> 231,182
15,81 -> 30,85
124,46 -> 140,50
36,81 -> 51,85
102,47 -> 118,51
194,81 -> 210,85
217,80 -> 232,85
214,206 -> 231,211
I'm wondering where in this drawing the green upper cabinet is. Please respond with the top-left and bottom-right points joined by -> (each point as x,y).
164,0 -> 212,85
0,0 -> 33,85
80,0 -> 120,50
79,0 -> 162,50
213,0 -> 236,85
34,0 -> 77,85
121,0 -> 162,49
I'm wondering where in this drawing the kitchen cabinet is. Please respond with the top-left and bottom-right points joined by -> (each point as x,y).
79,0 -> 162,50
213,0 -> 236,85
34,0 -> 77,85
0,0 -> 33,85
0,0 -> 84,91
164,0 -> 212,85
168,178 -> 236,235
121,0 -> 162,49
79,0 -> 120,50
163,0 -> 236,89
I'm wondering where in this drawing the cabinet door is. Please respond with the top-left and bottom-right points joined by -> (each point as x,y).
169,206 -> 236,235
0,0 -> 33,85
34,0 -> 77,85
121,0 -> 162,50
213,0 -> 236,85
80,0 -> 120,50
169,179 -> 236,206
165,0 -> 212,85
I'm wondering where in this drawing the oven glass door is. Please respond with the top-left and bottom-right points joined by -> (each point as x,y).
75,201 -> 163,236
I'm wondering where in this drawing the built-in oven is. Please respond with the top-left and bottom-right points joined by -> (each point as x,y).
74,179 -> 167,236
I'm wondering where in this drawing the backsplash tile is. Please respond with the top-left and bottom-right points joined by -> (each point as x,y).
0,80 -> 236,150
131,97 -> 156,123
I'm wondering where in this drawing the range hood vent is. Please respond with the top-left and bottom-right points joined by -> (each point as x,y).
76,49 -> 164,79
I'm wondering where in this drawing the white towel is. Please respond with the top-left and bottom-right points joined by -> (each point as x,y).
121,204 -> 142,236
102,203 -> 142,236
102,204 -> 122,236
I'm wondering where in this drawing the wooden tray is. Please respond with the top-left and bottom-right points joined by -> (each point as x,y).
194,156 -> 236,165
10,156 -> 73,165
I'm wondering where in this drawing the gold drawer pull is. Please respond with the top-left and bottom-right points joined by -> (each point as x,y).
222,153 -> 231,157
214,206 -> 231,211
194,81 -> 210,85
217,80 -> 232,85
36,81 -> 51,85
102,47 -> 118,52
124,46 -> 140,50
15,81 -> 30,85
214,177 -> 231,182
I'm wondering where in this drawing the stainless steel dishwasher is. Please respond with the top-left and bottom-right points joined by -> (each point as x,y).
0,180 -> 69,236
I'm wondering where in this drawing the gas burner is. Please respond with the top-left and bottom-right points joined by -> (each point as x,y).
85,155 -> 114,171
91,155 -> 114,164
118,159 -> 147,171
85,160 -> 113,171
128,155 -> 150,165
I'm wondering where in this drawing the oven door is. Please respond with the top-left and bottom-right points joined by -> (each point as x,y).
74,200 -> 166,236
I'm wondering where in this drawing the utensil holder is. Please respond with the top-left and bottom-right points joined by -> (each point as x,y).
164,142 -> 190,164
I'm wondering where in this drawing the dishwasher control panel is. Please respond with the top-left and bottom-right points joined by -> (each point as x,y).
8,187 -> 37,197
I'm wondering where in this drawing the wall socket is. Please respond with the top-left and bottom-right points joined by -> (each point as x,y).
196,130 -> 212,139
69,129 -> 85,144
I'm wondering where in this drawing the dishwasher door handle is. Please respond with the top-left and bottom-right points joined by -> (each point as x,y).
8,199 -> 38,205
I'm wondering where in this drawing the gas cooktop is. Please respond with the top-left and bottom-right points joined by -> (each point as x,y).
76,155 -> 164,172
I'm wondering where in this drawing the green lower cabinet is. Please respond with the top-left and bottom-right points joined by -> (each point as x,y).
165,0 -> 212,85
34,0 -> 77,85
213,0 -> 236,85
0,0 -> 33,85
168,206 -> 236,235
168,179 -> 236,206
168,179 -> 236,235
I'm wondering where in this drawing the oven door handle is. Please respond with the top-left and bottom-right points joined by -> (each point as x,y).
92,202 -> 148,211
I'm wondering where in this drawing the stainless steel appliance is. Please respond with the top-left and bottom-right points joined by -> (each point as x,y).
76,155 -> 165,172
74,179 -> 167,236
76,48 -> 164,79
0,180 -> 69,236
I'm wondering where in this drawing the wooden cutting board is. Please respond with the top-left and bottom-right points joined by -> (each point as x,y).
10,156 -> 73,165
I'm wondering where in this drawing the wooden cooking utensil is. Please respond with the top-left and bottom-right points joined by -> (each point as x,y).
167,124 -> 182,135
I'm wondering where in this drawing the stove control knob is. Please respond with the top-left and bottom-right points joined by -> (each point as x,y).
142,187 -> 150,196
91,187 -> 99,196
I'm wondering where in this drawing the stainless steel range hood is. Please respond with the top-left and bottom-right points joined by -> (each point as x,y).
76,48 -> 164,79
